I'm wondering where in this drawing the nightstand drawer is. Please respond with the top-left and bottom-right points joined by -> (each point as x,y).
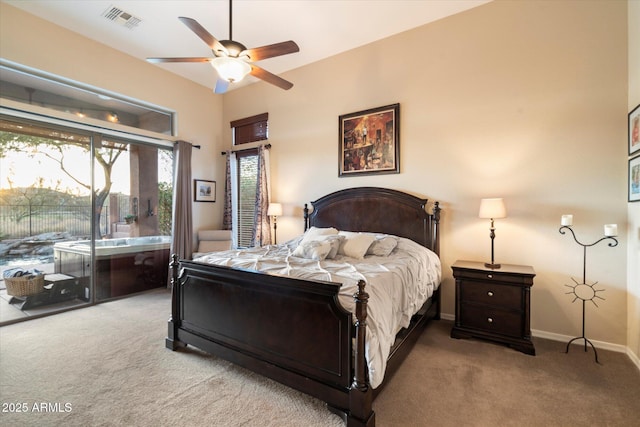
460,281 -> 522,308
460,305 -> 523,338
455,270 -> 533,285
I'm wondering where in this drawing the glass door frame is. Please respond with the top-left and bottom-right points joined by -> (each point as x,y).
0,110 -> 173,324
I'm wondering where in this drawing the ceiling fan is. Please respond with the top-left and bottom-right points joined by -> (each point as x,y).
146,0 -> 299,94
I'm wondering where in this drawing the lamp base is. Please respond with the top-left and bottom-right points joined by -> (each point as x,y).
484,262 -> 501,269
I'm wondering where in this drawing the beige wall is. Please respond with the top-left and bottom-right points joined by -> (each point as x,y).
0,3 -> 226,234
1,1 -> 635,356
222,0 -> 630,347
627,0 -> 640,363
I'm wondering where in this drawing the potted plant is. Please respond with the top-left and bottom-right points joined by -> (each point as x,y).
124,214 -> 137,224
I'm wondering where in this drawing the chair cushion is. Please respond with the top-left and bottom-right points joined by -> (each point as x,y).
194,230 -> 232,256
198,230 -> 232,242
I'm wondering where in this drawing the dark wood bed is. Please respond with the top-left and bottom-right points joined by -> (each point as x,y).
166,187 -> 441,426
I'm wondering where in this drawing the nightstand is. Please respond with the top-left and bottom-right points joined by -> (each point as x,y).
451,260 -> 535,355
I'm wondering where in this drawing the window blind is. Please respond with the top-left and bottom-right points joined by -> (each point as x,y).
230,113 -> 268,145
236,150 -> 258,248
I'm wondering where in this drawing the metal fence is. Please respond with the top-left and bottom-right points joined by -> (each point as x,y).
0,194 -> 131,239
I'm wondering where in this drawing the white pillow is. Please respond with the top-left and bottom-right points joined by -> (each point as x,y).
292,240 -> 332,261
301,226 -> 339,244
322,235 -> 345,259
366,236 -> 398,257
338,231 -> 376,259
296,233 -> 344,260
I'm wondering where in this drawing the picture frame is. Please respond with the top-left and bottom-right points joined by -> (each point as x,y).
629,155 -> 640,202
194,179 -> 216,202
339,103 -> 399,177
629,104 -> 640,156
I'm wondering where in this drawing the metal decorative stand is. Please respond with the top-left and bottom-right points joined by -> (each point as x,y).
559,226 -> 618,363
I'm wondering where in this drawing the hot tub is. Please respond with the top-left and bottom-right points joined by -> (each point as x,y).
53,236 -> 171,300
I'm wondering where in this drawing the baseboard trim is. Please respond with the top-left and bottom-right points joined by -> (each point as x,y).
531,328 -> 626,353
438,313 -> 639,371
626,347 -> 640,370
440,313 -> 455,321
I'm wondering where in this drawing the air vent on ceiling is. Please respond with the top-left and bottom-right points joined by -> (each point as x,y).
101,5 -> 142,29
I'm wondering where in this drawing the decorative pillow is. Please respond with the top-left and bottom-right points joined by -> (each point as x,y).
301,226 -> 339,244
323,235 -> 345,259
292,240 -> 332,261
337,231 -> 376,259
366,236 -> 398,257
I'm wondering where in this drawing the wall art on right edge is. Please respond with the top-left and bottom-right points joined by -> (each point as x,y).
629,155 -> 640,202
629,104 -> 640,156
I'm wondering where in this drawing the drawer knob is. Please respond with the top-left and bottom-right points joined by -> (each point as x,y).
487,274 -> 493,279
487,291 -> 494,297
487,317 -> 493,323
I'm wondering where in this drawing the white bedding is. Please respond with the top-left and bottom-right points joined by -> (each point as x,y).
193,234 -> 441,388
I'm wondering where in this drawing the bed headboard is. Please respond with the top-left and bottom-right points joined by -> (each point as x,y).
304,187 -> 441,255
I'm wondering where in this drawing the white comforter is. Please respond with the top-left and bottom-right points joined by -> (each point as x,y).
193,236 -> 441,388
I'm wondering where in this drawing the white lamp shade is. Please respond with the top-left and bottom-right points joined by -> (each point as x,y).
210,57 -> 251,83
479,198 -> 507,219
268,203 -> 283,217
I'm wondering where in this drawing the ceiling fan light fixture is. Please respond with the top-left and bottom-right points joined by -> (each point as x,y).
210,56 -> 251,83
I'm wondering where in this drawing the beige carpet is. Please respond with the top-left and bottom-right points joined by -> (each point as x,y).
1,289 -> 639,427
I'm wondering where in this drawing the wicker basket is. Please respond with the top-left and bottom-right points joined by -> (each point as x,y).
4,274 -> 45,297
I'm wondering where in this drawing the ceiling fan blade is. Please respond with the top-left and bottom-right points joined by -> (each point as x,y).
250,65 -> 294,90
146,57 -> 212,63
242,40 -> 300,62
214,78 -> 230,94
178,16 -> 227,55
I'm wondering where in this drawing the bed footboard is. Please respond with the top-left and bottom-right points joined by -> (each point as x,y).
167,255 -> 374,426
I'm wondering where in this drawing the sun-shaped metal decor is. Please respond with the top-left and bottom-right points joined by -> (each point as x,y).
559,225 -> 618,363
564,278 -> 605,307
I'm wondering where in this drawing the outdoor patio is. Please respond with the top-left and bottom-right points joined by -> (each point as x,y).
0,261 -> 88,324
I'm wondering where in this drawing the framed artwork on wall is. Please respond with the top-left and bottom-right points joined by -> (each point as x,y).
338,103 -> 400,177
629,104 -> 640,156
194,179 -> 216,202
629,155 -> 640,202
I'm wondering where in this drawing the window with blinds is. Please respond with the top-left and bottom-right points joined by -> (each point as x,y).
236,150 -> 258,248
231,113 -> 268,247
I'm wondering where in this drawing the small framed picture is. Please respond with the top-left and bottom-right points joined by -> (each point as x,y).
629,155 -> 640,202
339,103 -> 400,177
629,104 -> 640,156
194,179 -> 216,202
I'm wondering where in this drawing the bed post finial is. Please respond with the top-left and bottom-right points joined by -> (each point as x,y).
352,280 -> 369,392
432,201 -> 441,256
166,253 -> 183,350
350,279 -> 374,425
170,254 -> 179,289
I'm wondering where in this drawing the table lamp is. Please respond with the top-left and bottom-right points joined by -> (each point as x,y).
267,203 -> 282,244
479,198 -> 507,269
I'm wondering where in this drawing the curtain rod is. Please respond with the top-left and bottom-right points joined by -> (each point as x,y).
176,140 -> 200,149
221,143 -> 271,155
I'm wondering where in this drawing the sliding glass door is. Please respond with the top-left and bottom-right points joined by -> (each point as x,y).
91,136 -> 173,301
0,117 -> 173,324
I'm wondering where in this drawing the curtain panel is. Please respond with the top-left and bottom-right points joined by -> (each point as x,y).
169,140 -> 193,287
224,150 -> 238,248
252,145 -> 272,246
